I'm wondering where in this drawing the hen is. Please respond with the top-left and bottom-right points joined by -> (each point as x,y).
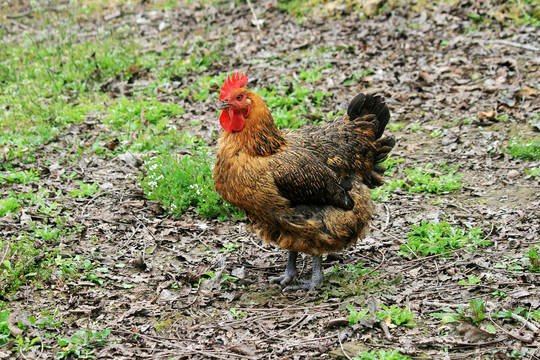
213,73 -> 395,291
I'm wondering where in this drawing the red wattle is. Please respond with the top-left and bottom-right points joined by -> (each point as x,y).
219,108 -> 245,133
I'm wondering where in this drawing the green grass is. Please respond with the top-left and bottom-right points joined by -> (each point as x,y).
353,349 -> 411,360
347,304 -> 416,327
431,299 -> 492,331
529,245 -> 540,273
56,329 -> 111,359
399,220 -> 489,257
405,163 -> 463,194
141,148 -> 244,220
69,181 -> 101,198
373,161 -> 462,201
507,137 -> 540,161
0,237 -> 54,298
256,80 -> 334,129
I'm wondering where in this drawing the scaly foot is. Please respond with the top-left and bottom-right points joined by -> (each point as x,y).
269,251 -> 298,286
283,256 -> 323,292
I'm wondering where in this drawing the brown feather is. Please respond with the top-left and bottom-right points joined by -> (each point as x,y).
213,90 -> 394,256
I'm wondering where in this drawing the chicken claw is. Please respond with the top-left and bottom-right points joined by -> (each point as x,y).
270,251 -> 298,285
283,256 -> 323,292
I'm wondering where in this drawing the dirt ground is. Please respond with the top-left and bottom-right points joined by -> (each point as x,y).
1,0 -> 540,359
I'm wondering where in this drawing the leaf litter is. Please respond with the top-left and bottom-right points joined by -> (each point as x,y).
1,0 -> 540,359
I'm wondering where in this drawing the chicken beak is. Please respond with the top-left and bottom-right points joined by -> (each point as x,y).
218,101 -> 230,110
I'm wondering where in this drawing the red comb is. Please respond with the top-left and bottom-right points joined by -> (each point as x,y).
220,73 -> 248,101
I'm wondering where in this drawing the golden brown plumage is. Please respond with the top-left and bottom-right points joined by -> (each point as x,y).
214,73 -> 395,290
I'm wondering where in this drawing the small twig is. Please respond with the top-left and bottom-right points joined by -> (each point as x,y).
423,300 -> 467,309
509,311 -> 540,333
361,251 -> 386,279
381,203 -> 390,231
338,331 -> 354,360
488,311 -> 534,343
79,189 -> 108,218
246,0 -> 262,33
254,312 -> 309,344
0,243 -> 9,265
488,39 -> 540,52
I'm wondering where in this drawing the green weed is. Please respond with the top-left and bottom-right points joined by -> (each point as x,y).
353,349 -> 411,360
528,245 -> 540,273
221,242 -> 241,253
458,274 -> 481,286
387,123 -> 406,132
257,82 -> 333,129
0,309 -> 11,346
69,181 -> 101,198
229,308 -> 247,319
53,255 -> 108,286
0,237 -> 54,297
56,329 -> 111,359
431,299 -> 491,330
346,305 -> 371,325
376,304 -> 416,327
0,169 -> 40,184
507,137 -> 540,161
347,304 -> 416,327
298,65 -> 333,83
104,97 -> 185,152
404,163 -> 463,194
525,167 -> 539,179
141,149 -> 244,220
0,196 -> 21,216
400,220 -> 488,257
177,74 -> 227,102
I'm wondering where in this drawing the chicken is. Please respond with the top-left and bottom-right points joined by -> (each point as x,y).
213,73 -> 395,291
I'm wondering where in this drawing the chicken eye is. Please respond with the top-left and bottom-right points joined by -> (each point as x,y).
236,94 -> 243,101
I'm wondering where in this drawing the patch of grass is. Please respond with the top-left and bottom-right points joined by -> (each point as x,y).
405,163 -> 463,194
0,31 -> 147,160
0,237 -> 54,298
525,167 -> 539,179
53,255 -> 108,286
347,304 -> 416,327
353,349 -> 411,360
0,196 -> 21,217
256,81 -> 333,129
431,299 -> 494,333
298,64 -> 333,83
529,245 -> 540,273
104,97 -> 185,153
0,169 -> 40,184
141,149 -> 244,220
507,137 -> 540,161
69,181 -> 101,198
376,304 -> 416,327
458,274 -> 481,287
343,68 -> 375,85
498,0 -> 540,26
373,161 -> 463,201
400,220 -> 488,257
177,74 -> 227,102
387,123 -> 406,132
56,329 -> 111,359
0,309 -> 11,346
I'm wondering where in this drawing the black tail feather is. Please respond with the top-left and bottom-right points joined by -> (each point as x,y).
347,93 -> 391,139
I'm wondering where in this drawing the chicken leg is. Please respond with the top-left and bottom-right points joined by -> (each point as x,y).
283,255 -> 323,292
269,251 -> 298,285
